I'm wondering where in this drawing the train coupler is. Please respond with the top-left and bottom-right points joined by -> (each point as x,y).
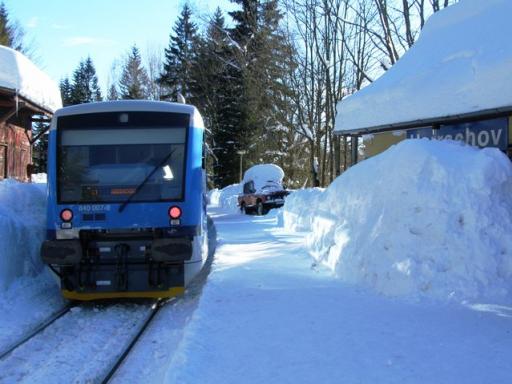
115,243 -> 130,291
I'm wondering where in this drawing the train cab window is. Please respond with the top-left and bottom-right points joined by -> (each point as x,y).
118,145 -> 151,164
57,113 -> 188,204
90,146 -> 116,165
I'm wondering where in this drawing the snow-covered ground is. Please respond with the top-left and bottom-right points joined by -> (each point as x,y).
0,271 -> 63,354
153,208 -> 511,383
0,180 -> 65,353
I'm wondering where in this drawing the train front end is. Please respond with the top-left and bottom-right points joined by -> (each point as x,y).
41,101 -> 207,300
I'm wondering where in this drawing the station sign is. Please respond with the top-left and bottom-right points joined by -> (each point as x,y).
406,117 -> 509,150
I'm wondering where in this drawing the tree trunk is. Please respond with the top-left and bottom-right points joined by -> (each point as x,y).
402,0 -> 414,48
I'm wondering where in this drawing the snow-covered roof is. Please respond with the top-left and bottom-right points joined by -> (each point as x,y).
0,45 -> 62,113
335,0 -> 512,133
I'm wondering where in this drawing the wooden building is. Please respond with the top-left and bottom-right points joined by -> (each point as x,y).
0,45 -> 61,181
0,87 -> 53,181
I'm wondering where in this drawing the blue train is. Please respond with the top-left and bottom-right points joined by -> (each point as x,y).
41,100 -> 208,300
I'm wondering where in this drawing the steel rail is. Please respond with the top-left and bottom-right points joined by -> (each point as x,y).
0,303 -> 74,360
100,299 -> 164,384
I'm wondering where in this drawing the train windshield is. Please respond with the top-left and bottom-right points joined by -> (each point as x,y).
57,116 -> 187,204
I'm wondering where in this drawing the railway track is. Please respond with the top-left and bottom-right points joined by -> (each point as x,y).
100,298 -> 165,384
0,303 -> 74,360
0,298 -> 168,383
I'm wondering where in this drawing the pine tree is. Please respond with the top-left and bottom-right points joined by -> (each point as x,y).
106,60 -> 121,101
193,8 -> 242,186
251,0 -> 295,163
107,84 -> 119,100
159,4 -> 199,102
32,120 -> 49,173
69,57 -> 102,104
0,2 -> 24,52
59,78 -> 73,106
0,3 -> 10,46
227,0 -> 258,169
229,0 -> 258,49
228,0 -> 294,171
119,45 -> 150,100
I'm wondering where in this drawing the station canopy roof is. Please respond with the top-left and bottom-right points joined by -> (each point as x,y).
334,0 -> 512,135
0,45 -> 62,113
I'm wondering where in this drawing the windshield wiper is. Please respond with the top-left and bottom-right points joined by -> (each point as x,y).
118,148 -> 176,213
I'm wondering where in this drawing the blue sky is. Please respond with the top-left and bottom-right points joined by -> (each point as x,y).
4,0 -> 236,92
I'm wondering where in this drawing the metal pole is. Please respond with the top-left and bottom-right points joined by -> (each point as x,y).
334,135 -> 341,176
239,153 -> 243,182
351,136 -> 358,166
237,150 -> 247,182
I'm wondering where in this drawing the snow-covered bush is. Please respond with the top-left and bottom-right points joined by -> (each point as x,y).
0,180 -> 48,291
284,139 -> 512,302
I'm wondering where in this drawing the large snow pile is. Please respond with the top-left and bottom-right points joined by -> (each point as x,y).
0,179 -> 48,291
216,184 -> 241,213
284,139 -> 512,302
282,187 -> 324,232
335,0 -> 512,132
243,164 -> 285,192
0,45 -> 62,112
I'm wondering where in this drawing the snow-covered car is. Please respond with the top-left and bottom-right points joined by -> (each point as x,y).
238,164 -> 290,215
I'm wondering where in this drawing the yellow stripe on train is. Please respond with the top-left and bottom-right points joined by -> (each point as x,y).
62,287 -> 185,301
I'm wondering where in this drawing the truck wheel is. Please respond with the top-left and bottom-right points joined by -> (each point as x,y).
256,201 -> 264,216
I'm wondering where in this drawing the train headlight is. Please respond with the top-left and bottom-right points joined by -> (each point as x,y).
168,206 -> 182,219
60,209 -> 73,222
